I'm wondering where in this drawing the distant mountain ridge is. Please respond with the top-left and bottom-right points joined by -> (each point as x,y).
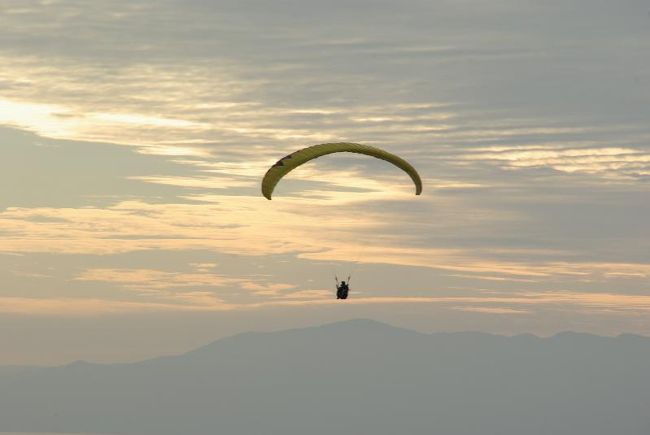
1,319 -> 649,435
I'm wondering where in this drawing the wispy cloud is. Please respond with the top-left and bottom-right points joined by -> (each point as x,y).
0,0 -> 649,346
452,306 -> 530,315
76,268 -> 238,291
461,145 -> 650,179
4,289 -> 650,316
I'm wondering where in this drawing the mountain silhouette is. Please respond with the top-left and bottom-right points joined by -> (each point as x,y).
1,319 -> 649,435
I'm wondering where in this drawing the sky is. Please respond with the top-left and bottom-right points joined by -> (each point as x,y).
1,0 -> 649,365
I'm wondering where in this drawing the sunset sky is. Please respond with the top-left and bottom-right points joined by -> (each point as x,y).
1,0 -> 649,365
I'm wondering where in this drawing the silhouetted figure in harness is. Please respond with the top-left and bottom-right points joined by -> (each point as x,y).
336,276 -> 350,300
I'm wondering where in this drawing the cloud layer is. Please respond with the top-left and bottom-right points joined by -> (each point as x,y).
1,0 -> 649,362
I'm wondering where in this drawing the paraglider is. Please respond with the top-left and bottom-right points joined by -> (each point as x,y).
261,142 -> 422,199
261,142 -> 422,299
336,276 -> 350,300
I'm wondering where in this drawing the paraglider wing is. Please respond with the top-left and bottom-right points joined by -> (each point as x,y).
261,142 -> 422,199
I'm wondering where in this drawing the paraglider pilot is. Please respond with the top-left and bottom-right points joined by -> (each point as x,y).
335,276 -> 350,300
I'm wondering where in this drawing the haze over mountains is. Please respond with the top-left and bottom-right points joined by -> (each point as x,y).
1,319 -> 649,435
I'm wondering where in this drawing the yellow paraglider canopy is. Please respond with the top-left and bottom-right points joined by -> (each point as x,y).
261,142 -> 422,199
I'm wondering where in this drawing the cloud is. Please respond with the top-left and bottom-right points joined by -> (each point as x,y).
239,282 -> 298,297
452,306 -> 530,315
75,268 -> 238,291
129,175 -> 256,190
0,296 -> 220,315
2,197 -> 649,284
460,145 -> 650,179
4,289 -> 650,316
0,0 -> 649,341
